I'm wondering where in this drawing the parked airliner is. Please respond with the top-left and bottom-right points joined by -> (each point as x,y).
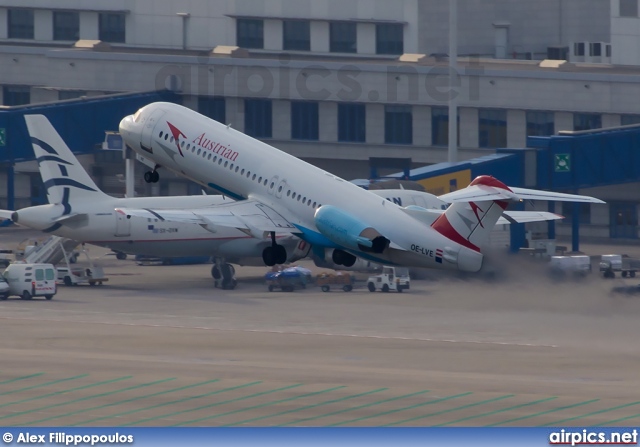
0,115 -> 307,284
118,102 -> 604,273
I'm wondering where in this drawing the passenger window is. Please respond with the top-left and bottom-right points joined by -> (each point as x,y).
46,269 -> 54,280
258,177 -> 262,183
36,269 -> 44,281
197,149 -> 201,155
230,164 -> 234,170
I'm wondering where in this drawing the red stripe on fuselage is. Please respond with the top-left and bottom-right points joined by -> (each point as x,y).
431,214 -> 480,252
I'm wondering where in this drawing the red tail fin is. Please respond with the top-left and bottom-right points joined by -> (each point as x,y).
431,176 -> 510,251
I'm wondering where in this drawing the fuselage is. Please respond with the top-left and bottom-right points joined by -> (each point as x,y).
13,195 -> 297,265
120,102 -> 479,270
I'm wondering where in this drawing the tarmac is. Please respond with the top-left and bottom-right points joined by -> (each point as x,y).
1,227 -> 640,426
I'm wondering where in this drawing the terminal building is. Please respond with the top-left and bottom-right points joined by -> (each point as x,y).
1,0 -> 639,242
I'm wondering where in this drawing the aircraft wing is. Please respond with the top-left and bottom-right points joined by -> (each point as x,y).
115,199 -> 296,237
438,185 -> 605,204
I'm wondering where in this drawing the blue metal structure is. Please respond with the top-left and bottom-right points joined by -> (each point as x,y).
0,90 -> 179,211
382,123 -> 640,253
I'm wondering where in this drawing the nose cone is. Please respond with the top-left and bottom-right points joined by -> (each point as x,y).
119,115 -> 136,146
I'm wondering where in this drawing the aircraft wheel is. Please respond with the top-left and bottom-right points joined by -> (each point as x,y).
151,171 -> 160,183
262,247 -> 276,266
143,171 -> 153,183
0,294 -> 7,301
115,252 -> 127,260
275,245 -> 287,264
332,250 -> 344,265
368,282 -> 376,292
211,265 -> 221,279
342,253 -> 356,267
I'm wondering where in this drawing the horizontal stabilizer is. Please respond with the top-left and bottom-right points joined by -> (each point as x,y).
401,206 -> 563,225
499,211 -> 563,224
439,185 -> 604,204
508,187 -> 605,203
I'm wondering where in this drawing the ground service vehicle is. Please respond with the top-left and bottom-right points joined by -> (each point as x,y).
0,276 -> 9,299
600,254 -> 638,278
367,267 -> 410,293
3,263 -> 57,300
316,272 -> 353,292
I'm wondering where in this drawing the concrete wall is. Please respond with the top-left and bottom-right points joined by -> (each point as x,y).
419,0 -> 610,57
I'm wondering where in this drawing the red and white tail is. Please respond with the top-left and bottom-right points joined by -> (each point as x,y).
431,176 -> 510,251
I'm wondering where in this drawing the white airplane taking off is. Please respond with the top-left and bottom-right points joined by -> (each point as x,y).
118,102 -> 604,273
0,115 -> 307,284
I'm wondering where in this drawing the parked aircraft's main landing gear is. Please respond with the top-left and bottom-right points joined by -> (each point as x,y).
262,232 -> 287,266
332,249 -> 356,267
211,258 -> 237,290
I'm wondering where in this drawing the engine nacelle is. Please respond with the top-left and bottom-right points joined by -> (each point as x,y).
12,204 -> 63,230
314,205 -> 389,253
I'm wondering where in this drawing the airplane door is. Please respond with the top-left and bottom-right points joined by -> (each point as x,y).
142,109 -> 166,150
115,212 -> 131,237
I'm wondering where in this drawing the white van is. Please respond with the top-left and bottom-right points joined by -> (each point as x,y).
2,263 -> 57,300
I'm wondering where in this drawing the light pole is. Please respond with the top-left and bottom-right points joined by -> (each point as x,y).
448,0 -> 458,164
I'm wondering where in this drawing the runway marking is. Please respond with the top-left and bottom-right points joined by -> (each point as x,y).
175,386 -> 346,426
0,316 -> 558,348
125,383 -> 302,426
0,374 -> 88,397
329,392 -> 473,426
598,412 -> 640,426
0,373 -> 44,385
0,376 -> 133,412
55,379 -> 221,426
105,381 -> 263,427
385,394 -> 515,426
14,378 -> 175,425
436,396 -> 557,426
486,399 -> 600,426
277,389 -> 432,426
540,401 -> 640,426
224,387 -> 388,426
